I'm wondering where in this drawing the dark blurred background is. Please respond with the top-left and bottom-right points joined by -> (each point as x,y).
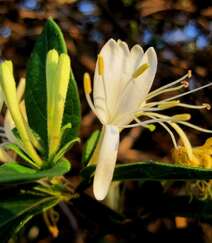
0,0 -> 212,242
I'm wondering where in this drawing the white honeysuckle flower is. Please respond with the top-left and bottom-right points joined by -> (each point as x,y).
84,39 -> 212,201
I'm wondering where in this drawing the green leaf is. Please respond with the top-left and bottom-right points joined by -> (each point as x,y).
4,143 -> 35,166
53,137 -> 80,163
25,18 -> 81,152
0,159 -> 70,184
81,130 -> 100,166
0,194 -> 59,242
81,161 -> 212,181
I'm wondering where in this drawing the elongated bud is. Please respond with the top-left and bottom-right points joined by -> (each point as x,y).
98,55 -> 104,76
48,53 -> 71,158
0,61 -> 42,167
83,73 -> 92,94
132,63 -> 149,79
158,100 -> 180,109
46,49 -> 59,91
172,113 -> 191,122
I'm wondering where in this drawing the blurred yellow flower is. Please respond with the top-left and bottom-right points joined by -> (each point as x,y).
172,137 -> 212,168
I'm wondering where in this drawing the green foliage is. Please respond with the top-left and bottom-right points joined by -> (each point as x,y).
81,161 -> 212,181
81,130 -> 100,166
0,194 -> 59,243
5,143 -> 36,167
25,18 -> 81,154
0,159 -> 70,184
53,137 -> 80,163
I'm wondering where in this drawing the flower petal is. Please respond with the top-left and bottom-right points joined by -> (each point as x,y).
113,47 -> 157,125
93,39 -> 130,123
128,44 -> 144,75
93,125 -> 120,200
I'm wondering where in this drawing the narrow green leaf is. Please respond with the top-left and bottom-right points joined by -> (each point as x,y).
81,161 -> 212,181
0,195 -> 59,242
0,159 -> 70,184
4,143 -> 35,165
25,18 -> 81,152
81,130 -> 100,166
53,137 -> 80,163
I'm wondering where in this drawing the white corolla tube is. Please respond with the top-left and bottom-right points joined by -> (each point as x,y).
93,125 -> 120,201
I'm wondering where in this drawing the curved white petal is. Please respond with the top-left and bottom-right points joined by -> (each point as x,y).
113,47 -> 157,125
93,125 -> 120,200
93,39 -> 130,123
128,44 -> 144,76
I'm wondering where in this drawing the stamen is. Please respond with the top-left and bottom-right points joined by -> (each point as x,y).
135,115 -> 177,147
98,55 -> 104,76
178,121 -> 212,133
85,93 -> 104,124
146,84 -> 187,101
83,73 -> 92,94
146,114 -> 178,148
203,103 -> 211,110
162,82 -> 212,102
120,117 -> 173,128
188,69 -> 192,78
172,114 -> 191,122
132,63 -> 149,79
134,116 -> 156,131
146,72 -> 190,100
158,100 -> 180,109
177,103 -> 211,110
142,101 -> 211,112
158,121 -> 178,148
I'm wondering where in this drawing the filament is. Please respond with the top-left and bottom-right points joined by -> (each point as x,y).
85,93 -> 103,124
168,122 -> 194,161
146,83 -> 186,100
146,72 -> 190,100
178,121 -> 212,133
162,82 -> 212,102
146,114 -> 178,148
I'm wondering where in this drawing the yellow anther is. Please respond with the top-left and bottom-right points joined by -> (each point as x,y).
188,70 -> 192,78
158,100 -> 180,109
203,103 -> 211,110
132,63 -> 150,79
172,113 -> 191,121
98,55 -> 104,76
83,72 -> 92,94
181,80 -> 189,88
